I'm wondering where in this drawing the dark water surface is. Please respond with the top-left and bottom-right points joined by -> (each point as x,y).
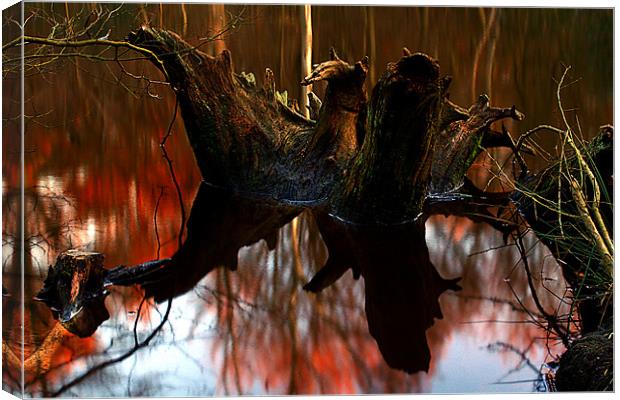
2,4 -> 612,396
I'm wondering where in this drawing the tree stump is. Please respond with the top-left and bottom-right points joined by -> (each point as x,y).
35,250 -> 109,337
555,332 -> 613,391
127,28 -> 525,225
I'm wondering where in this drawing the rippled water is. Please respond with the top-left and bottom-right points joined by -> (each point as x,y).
2,3 -> 612,396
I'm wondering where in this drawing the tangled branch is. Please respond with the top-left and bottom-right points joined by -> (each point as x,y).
3,4 -> 246,99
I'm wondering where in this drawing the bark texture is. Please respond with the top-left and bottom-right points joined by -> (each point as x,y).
34,250 -> 109,337
127,29 -> 524,224
127,28 -> 364,204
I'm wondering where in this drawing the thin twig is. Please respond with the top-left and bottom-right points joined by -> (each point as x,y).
159,97 -> 186,249
3,35 -> 169,80
154,186 -> 165,259
514,231 -> 570,347
49,297 -> 173,397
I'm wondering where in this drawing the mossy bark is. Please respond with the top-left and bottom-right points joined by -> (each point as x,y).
333,54 -> 445,223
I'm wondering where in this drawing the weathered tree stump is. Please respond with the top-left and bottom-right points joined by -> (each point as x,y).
28,26 -> 613,382
34,250 -> 109,337
555,332 -> 613,391
127,28 -> 524,224
37,29 -> 527,364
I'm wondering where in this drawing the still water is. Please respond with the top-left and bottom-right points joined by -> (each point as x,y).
2,4 -> 613,396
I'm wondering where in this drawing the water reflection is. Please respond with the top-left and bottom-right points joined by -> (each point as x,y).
131,182 -> 303,302
109,182 -> 461,374
3,179 -> 569,396
310,212 -> 461,373
3,3 -> 611,396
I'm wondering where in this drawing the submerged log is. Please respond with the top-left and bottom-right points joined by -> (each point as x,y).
34,250 -> 109,337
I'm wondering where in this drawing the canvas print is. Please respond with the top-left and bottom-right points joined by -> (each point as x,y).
1,2 -> 613,396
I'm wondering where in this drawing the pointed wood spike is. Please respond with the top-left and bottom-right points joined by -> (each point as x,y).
290,98 -> 300,113
264,68 -> 275,99
329,47 -> 340,61
220,49 -> 232,72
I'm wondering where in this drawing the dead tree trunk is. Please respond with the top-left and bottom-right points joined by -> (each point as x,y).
127,28 -> 523,223
332,50 -> 523,224
127,28 -> 364,203
332,53 -> 445,223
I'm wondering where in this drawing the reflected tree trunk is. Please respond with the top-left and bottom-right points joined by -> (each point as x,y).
471,8 -> 498,101
300,5 -> 313,118
208,4 -> 226,55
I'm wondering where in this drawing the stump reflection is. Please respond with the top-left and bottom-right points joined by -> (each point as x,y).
109,182 -> 461,373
